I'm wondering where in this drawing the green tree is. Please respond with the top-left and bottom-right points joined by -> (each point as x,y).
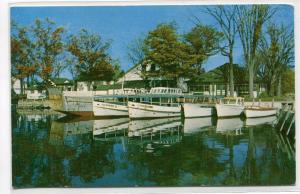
143,23 -> 197,88
67,29 -> 115,84
184,24 -> 223,82
281,69 -> 295,96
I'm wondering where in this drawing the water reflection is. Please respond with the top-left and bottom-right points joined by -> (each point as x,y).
12,113 -> 295,187
216,117 -> 243,135
245,115 -> 277,127
93,118 -> 129,140
183,117 -> 213,134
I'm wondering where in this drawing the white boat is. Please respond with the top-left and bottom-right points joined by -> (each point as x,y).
183,103 -> 213,118
128,87 -> 183,119
183,117 -> 212,134
215,97 -> 244,117
183,95 -> 214,117
93,95 -> 131,117
245,115 -> 277,126
244,106 -> 277,118
58,91 -> 94,117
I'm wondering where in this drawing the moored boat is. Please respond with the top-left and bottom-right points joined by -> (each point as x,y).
57,91 -> 94,117
128,87 -> 183,119
215,97 -> 244,117
183,95 -> 214,118
93,94 -> 131,117
183,103 -> 213,118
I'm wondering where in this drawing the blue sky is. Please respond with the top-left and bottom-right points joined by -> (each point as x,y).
11,5 -> 294,78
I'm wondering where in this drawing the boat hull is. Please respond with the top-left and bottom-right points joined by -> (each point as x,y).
183,103 -> 213,118
128,101 -> 181,119
215,104 -> 244,117
59,94 -> 93,117
244,108 -> 277,118
93,101 -> 128,116
56,110 -> 94,117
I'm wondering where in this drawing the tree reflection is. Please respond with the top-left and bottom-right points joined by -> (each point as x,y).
69,139 -> 115,183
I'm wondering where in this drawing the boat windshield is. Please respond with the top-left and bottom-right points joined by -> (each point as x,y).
94,95 -> 128,105
149,87 -> 182,94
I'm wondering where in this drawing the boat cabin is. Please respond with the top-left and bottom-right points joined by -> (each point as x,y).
221,97 -> 244,105
94,94 -> 134,106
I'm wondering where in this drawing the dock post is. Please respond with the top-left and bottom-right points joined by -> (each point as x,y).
280,111 -> 290,132
286,114 -> 295,136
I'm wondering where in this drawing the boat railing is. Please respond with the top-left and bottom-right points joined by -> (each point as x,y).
139,100 -> 180,107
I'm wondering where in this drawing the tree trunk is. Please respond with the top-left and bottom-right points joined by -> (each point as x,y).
229,53 -> 234,96
269,74 -> 276,97
248,65 -> 254,98
276,74 -> 282,97
20,79 -> 24,95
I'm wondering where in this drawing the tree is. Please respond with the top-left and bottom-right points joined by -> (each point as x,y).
257,23 -> 294,96
127,36 -> 146,65
205,6 -> 238,96
281,69 -> 295,96
67,29 -> 115,84
31,18 -> 65,82
236,5 -> 276,98
11,24 -> 36,94
184,24 -> 224,81
143,23 -> 197,88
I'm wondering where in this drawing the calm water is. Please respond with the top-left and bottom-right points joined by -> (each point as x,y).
12,111 -> 295,188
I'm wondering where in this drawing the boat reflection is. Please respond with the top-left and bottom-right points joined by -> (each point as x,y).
216,117 -> 243,135
49,119 -> 93,147
245,115 -> 277,127
93,118 -> 129,140
183,117 -> 213,134
128,117 -> 182,150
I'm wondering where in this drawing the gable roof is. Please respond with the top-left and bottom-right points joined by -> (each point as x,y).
48,78 -> 73,86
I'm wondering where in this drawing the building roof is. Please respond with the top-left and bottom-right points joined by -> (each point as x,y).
48,78 -> 73,86
197,63 -> 247,84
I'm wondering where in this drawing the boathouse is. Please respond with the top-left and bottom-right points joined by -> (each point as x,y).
188,63 -> 267,97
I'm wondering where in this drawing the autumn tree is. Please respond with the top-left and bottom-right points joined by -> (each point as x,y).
11,24 -> 35,94
67,29 -> 115,85
205,5 -> 238,96
31,18 -> 65,82
235,5 -> 276,98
